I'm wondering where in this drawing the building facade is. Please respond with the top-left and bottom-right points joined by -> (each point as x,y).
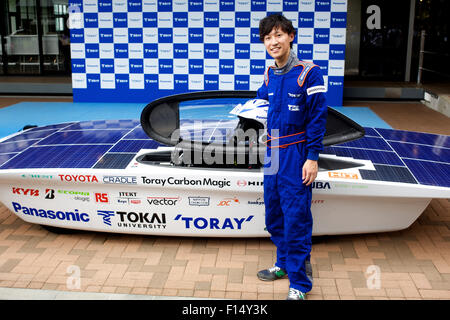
0,0 -> 448,101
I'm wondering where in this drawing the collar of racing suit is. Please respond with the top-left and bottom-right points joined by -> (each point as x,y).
273,49 -> 300,75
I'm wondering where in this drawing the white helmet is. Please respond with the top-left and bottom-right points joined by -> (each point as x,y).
229,98 -> 269,127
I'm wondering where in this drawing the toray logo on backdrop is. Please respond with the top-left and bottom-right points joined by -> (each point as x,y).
330,45 -> 345,59
159,59 -> 174,73
235,44 -> 250,59
299,12 -> 314,28
100,59 -> 114,73
283,1 -> 299,11
114,44 -> 128,58
331,12 -> 347,28
86,44 -> 99,58
251,1 -> 266,11
130,59 -> 144,73
98,0 -> 112,11
298,45 -> 313,59
144,44 -> 158,58
174,44 -> 188,58
204,44 -> 219,58
84,13 -> 98,28
71,59 -> 86,73
128,29 -> 143,43
235,76 -> 249,90
158,28 -> 173,43
250,29 -> 261,43
220,60 -> 234,74
113,13 -> 127,28
250,61 -> 265,74
220,1 -> 235,10
189,28 -> 203,43
189,59 -> 203,74
314,29 -> 330,44
204,12 -> 219,27
116,75 -> 129,86
174,214 -> 254,230
316,1 -> 331,11
128,0 -> 142,11
173,12 -> 188,27
99,28 -> 113,43
235,12 -> 250,27
143,13 -> 157,27
158,1 -> 172,12
219,28 -> 234,43
189,1 -> 203,11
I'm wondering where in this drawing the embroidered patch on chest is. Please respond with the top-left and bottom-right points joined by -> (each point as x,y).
288,105 -> 300,111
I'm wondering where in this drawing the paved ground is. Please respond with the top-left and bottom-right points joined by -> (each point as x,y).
0,97 -> 449,300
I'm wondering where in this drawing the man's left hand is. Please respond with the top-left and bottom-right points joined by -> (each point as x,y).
302,159 -> 318,186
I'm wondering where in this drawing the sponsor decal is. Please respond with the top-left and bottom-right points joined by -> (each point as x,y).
59,174 -> 98,183
12,187 -> 39,197
116,192 -> 141,205
217,197 -> 240,207
288,105 -> 300,111
174,214 -> 254,230
116,211 -> 166,229
328,172 -> 359,180
288,93 -> 302,98
141,176 -> 230,189
45,189 -> 55,199
237,180 -> 247,187
21,174 -> 53,180
236,180 -> 263,187
57,189 -> 90,202
147,196 -> 180,206
248,197 -> 264,206
188,196 -> 210,206
103,175 -> 137,185
97,210 -> 115,226
12,202 -> 89,222
311,181 -> 331,189
95,193 -> 109,203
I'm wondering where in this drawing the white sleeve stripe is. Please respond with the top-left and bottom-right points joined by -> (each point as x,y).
307,85 -> 327,95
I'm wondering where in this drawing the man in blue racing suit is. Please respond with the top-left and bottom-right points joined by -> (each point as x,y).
255,14 -> 328,300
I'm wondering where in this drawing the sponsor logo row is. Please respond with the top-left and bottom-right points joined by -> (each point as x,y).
12,187 -> 329,208
20,173 -> 333,189
11,188 -> 269,207
11,202 -> 255,231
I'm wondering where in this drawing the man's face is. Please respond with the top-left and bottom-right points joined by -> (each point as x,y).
263,27 -> 294,62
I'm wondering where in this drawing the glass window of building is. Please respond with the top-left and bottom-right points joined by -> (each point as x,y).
0,0 -> 70,75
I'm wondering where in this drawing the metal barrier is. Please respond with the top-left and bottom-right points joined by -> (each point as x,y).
417,30 -> 450,84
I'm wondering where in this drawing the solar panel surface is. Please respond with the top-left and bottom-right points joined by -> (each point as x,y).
0,120 -> 448,189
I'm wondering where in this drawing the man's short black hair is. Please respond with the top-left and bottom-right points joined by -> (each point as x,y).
259,14 -> 296,48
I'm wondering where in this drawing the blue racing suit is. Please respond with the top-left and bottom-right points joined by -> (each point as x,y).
257,58 -> 327,293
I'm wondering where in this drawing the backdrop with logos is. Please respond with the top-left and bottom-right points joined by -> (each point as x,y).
69,0 -> 347,106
